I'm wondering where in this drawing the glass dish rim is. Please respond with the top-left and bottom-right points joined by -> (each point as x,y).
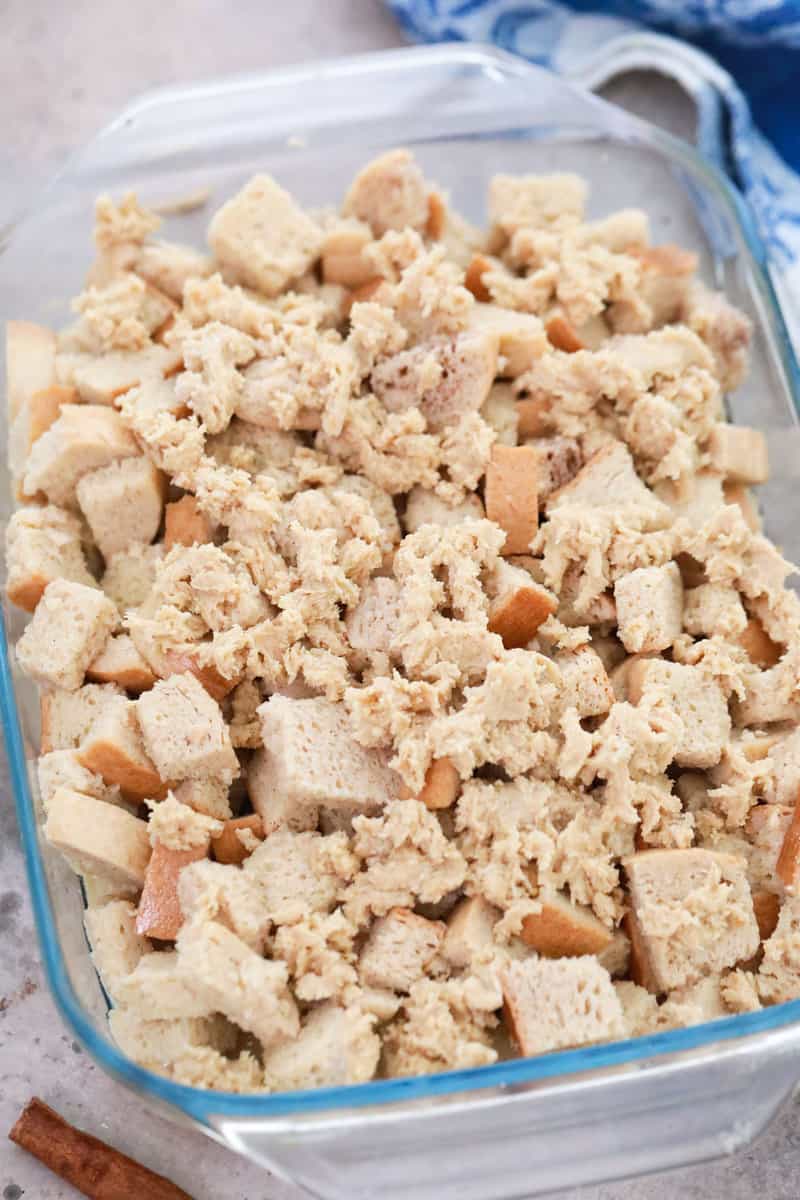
3,40 -> 800,1126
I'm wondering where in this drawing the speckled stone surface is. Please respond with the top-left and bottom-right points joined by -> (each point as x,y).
1,3 -> 799,1196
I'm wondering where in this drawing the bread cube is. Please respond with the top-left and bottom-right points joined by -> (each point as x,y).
614,562 -> 683,654
489,173 -> 586,238
480,381 -> 518,446
77,697 -> 166,800
44,788 -> 151,890
211,814 -> 265,865
113,950 -> 214,1019
683,582 -> 747,639
263,1002 -> 380,1091
547,440 -> 667,522
320,219 -> 375,287
8,384 -> 75,488
102,543 -> 164,612
136,841 -> 208,941
624,848 -> 758,992
345,576 -> 400,662
6,504 -> 96,613
247,746 -> 320,834
135,239 -> 214,301
732,656 -> 800,727
68,344 -> 183,405
487,560 -> 556,649
758,896 -> 800,1003
22,404 -> 139,507
208,174 -> 322,296
630,659 -> 730,769
137,673 -> 239,784
502,956 -> 624,1056
84,899 -> 151,1002
555,646 -> 614,717
485,444 -> 539,555
16,580 -> 117,692
6,320 -> 56,421
174,777 -> 232,821
39,682 -> 122,753
707,423 -> 769,485
723,480 -> 761,532
76,457 -> 165,559
343,149 -> 429,236
371,332 -> 497,430
359,907 -> 445,993
441,895 -> 499,969
37,749 -> 122,812
164,494 -> 215,549
520,890 -> 614,957
256,695 -> 401,816
465,303 -> 548,377
402,486 -> 484,533
523,436 -> 582,503
87,634 -> 156,692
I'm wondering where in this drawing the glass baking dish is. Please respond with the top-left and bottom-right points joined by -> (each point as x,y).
2,42 -> 800,1200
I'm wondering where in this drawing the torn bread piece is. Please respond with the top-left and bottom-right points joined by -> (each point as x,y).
441,896 -> 499,970
263,1002 -> 380,1090
485,444 -> 539,555
487,560 -> 556,649
87,634 -> 156,692
44,788 -> 151,890
520,891 -> 614,957
77,697 -> 166,800
707,423 -> 769,485
502,956 -> 624,1056
343,149 -> 429,237
84,899 -> 151,1002
614,562 -> 683,655
22,404 -> 140,507
76,457 -> 165,560
211,814 -> 265,865
137,672 -> 239,784
359,907 -> 446,993
6,504 -> 96,613
6,321 -> 56,421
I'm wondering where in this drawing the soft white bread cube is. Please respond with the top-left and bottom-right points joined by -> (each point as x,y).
22,404 -> 140,507
485,444 -> 539,555
247,746 -> 319,834
614,562 -> 683,654
6,504 -> 96,613
320,219 -> 375,288
37,749 -> 122,812
176,918 -> 299,1048
359,907 -> 446,992
113,950 -> 214,1019
137,672 -> 239,784
16,580 -> 117,692
487,560 -> 556,650
520,890 -> 614,957
707,423 -> 769,484
108,1011 -> 235,1072
8,384 -> 75,487
83,899 -> 151,1002
40,681 -> 123,753
173,777 -> 233,821
67,344 -> 183,406
102,543 -> 164,612
555,646 -> 615,718
441,895 -> 499,969
523,436 -> 582,504
371,333 -> 498,430
465,303 -> 548,377
87,634 -> 156,692
135,239 -> 214,301
76,457 -> 165,560
256,695 -> 401,816
733,655 -> 800,727
44,787 -> 151,889
77,696 -> 166,800
481,381 -> 518,446
547,440 -> 668,521
683,582 -> 747,639
402,486 -> 484,534
342,149 -> 429,236
629,659 -> 731,768
208,174 -> 323,296
345,576 -> 400,662
6,320 -> 56,421
763,729 -> 800,807
264,1002 -> 380,1090
502,956 -> 624,1056
624,848 -> 758,992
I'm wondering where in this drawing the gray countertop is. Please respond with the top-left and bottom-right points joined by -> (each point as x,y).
1,2 -> 798,1196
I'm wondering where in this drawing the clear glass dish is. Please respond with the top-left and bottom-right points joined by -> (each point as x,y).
2,43 -> 800,1199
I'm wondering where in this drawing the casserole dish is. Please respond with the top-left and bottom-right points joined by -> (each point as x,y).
2,43 -> 800,1199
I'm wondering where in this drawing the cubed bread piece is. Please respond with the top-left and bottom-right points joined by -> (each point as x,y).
256,695 -> 401,815
416,758 -> 461,811
247,746 -> 319,834
22,404 -> 140,507
490,171 -> 586,235
465,303 -> 548,377
628,243 -> 697,326
68,344 -> 183,405
16,580 -> 117,692
40,681 -> 123,753
555,646 -> 614,717
520,890 -> 614,957
208,174 -> 323,296
77,697 -> 166,800
76,457 -> 165,560
243,828 -> 353,924
6,321 -> 56,420
84,899 -> 151,1002
174,777 -> 232,821
487,560 -> 556,649
624,848 -> 759,992
176,918 -> 299,1048
8,384 -> 75,487
211,815 -> 265,865
523,436 -> 582,503
481,381 -> 518,446
37,749 -> 122,811
113,950 -> 214,1019
102,543 -> 164,612
359,907 -> 445,993
371,333 -> 497,430
683,582 -> 747,638
614,562 -> 683,654
164,494 -> 215,549
776,804 -> 800,891
738,617 -> 781,669
707,423 -> 769,485
402,486 -> 484,533
87,634 -> 156,692
136,841 -> 209,941
629,659 -> 731,768
547,440 -> 668,521
137,673 -> 239,784
159,648 -> 241,704
732,655 -> 800,727
6,504 -> 96,613
502,956 -> 624,1056
44,788 -> 151,889
320,219 -> 375,287
343,149 -> 429,236
345,576 -> 400,662
264,1002 -> 380,1090
485,444 -> 539,555
134,239 -> 214,301
441,896 -> 499,969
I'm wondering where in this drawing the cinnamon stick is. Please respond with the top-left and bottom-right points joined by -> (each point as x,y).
9,1097 -> 193,1200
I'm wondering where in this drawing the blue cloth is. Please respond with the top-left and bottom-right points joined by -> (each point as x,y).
387,0 -> 800,341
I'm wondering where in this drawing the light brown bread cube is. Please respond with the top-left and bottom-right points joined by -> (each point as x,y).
6,504 -> 96,613
173,777 -> 232,821
707,423 -> 769,485
76,457 -> 165,560
489,173 -> 587,238
84,899 -> 151,1001
77,696 -> 166,800
39,682 -> 123,753
547,440 -> 667,521
164,494 -> 215,549
359,907 -> 446,992
523,436 -> 582,503
485,444 -> 539,555
345,576 -> 400,662
263,1002 -> 380,1090
402,487 -> 484,533
372,333 -> 498,430
246,746 -> 320,835
487,560 -> 556,649
555,646 -> 614,717
64,344 -> 182,406
37,748 -> 122,811
441,896 -> 499,969
136,841 -> 209,941
502,956 -> 624,1056
683,582 -> 747,638
208,174 -> 323,296
630,659 -> 731,768
624,848 -> 758,992
342,149 -> 429,236
520,890 -> 614,957
614,562 -> 683,654
135,239 -> 214,301
22,404 -> 140,507
44,787 -> 151,890
8,385 -> 75,487
16,580 -> 117,692
87,634 -> 156,692
137,673 -> 239,784
102,543 -> 164,613
6,321 -> 56,421
732,655 -> 800,727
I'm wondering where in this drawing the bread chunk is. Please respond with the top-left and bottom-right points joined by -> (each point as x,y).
137,673 -> 239,784
84,899 -> 151,1001
343,149 -> 429,236
502,956 -> 624,1055
87,634 -> 156,692
164,494 -> 215,549
136,841 -> 209,941
555,646 -> 614,717
76,457 -> 165,559
630,659 -> 730,768
359,907 -> 445,992
614,562 -> 683,654
520,891 -> 614,957
441,896 -> 499,969
44,788 -> 150,890
264,1002 -> 379,1090
40,681 -> 122,753
22,404 -> 139,507
6,321 -> 56,421
707,423 -> 769,484
488,560 -> 556,649
37,748 -> 122,812
6,504 -> 96,613
485,444 -> 539,555
77,696 -> 166,800
16,580 -> 117,691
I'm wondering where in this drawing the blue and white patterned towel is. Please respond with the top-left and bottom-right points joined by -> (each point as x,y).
387,0 -> 800,349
